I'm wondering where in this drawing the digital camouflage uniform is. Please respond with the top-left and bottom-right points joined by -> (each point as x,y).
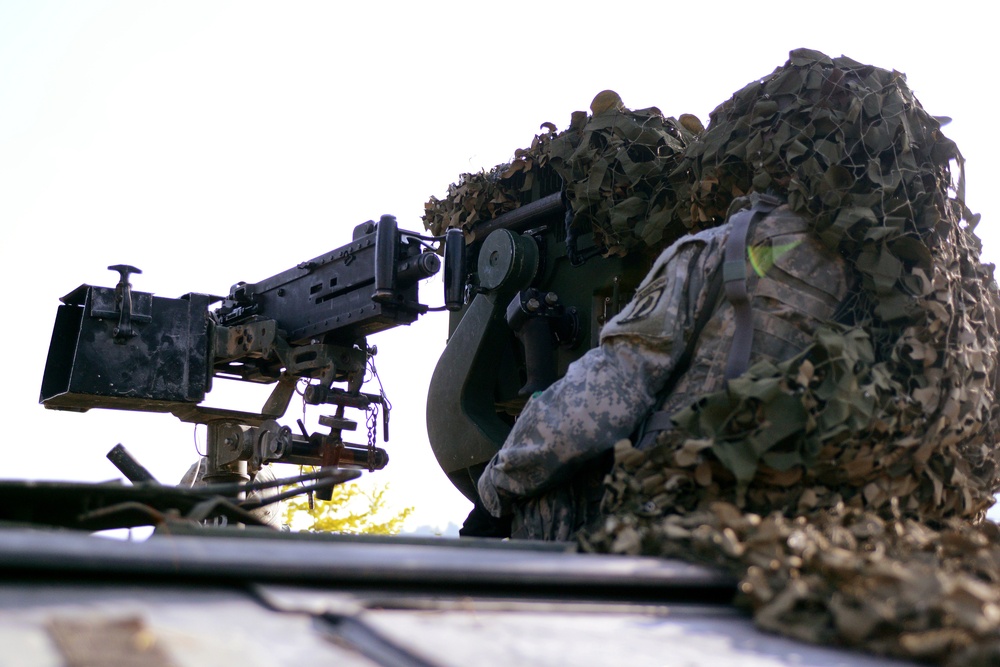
477,204 -> 850,540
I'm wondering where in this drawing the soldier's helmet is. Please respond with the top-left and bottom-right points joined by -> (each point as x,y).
675,49 -> 957,240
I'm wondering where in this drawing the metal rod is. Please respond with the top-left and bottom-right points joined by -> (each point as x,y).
191,467 -> 361,498
106,444 -> 159,484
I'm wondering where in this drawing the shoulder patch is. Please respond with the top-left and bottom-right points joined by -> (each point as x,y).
615,277 -> 666,325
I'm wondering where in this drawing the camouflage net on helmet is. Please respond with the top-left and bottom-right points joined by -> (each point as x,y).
581,49 -> 1000,665
422,92 -> 702,256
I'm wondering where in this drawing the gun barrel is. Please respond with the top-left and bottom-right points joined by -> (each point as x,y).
468,192 -> 563,242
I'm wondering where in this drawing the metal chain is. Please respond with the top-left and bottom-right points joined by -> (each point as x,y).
366,403 -> 378,472
367,355 -> 391,443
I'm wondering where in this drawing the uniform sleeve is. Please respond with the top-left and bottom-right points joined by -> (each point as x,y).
477,234 -> 720,518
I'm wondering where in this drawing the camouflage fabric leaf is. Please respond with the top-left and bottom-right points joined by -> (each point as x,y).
423,91 -> 701,259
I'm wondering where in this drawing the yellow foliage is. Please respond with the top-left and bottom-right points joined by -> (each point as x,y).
283,477 -> 414,535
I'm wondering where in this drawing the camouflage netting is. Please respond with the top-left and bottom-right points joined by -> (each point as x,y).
580,49 -> 1000,665
422,156 -> 553,244
586,495 -> 1000,665
422,91 -> 703,256
425,47 -> 1000,664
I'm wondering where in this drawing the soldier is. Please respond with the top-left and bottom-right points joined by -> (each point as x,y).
475,195 -> 850,540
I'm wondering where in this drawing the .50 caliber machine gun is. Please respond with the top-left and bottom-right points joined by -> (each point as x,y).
40,215 -> 450,496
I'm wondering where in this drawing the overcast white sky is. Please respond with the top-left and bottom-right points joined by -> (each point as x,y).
2,1 -> 996,532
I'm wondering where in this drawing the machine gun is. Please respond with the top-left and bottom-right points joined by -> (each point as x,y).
40,215 -> 446,494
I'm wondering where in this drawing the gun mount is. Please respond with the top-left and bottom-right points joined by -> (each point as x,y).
426,194 -> 656,502
40,215 -> 444,492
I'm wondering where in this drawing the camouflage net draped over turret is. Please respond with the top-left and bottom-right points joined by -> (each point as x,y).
422,92 -> 702,256
424,48 -> 1000,664
582,50 -> 1000,665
